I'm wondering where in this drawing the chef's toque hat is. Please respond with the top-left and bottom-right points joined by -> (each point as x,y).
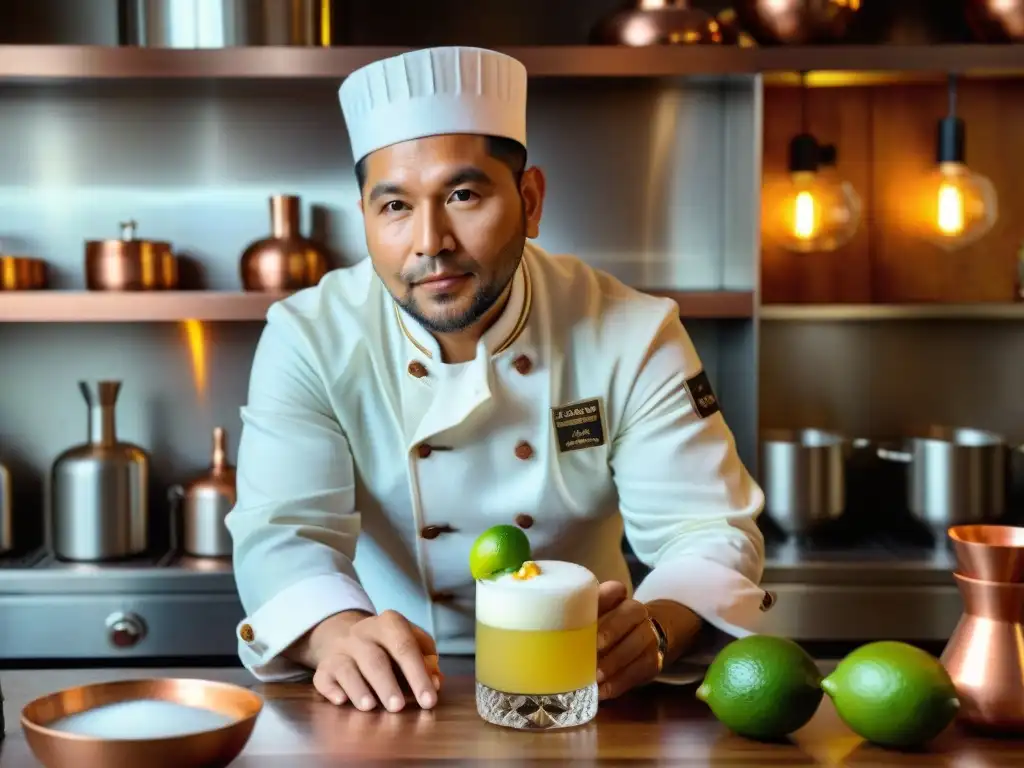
339,46 -> 528,164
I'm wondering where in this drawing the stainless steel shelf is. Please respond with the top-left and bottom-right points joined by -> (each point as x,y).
760,303 -> 1024,322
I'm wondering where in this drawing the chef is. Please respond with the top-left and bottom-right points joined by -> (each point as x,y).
226,45 -> 769,714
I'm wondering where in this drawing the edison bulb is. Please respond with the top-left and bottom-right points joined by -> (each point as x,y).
778,170 -> 862,254
924,162 -> 997,251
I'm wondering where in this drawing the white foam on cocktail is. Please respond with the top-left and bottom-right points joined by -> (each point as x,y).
476,560 -> 599,631
47,699 -> 235,740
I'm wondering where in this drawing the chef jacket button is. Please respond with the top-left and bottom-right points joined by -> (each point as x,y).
421,524 -> 456,540
416,443 -> 433,459
407,361 -> 428,378
515,441 -> 534,460
515,514 -> 534,529
512,354 -> 533,375
239,623 -> 255,643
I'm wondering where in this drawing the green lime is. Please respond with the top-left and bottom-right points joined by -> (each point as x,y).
696,635 -> 823,741
468,525 -> 532,580
821,641 -> 959,749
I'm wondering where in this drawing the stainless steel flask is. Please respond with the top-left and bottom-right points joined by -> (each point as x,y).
51,381 -> 150,561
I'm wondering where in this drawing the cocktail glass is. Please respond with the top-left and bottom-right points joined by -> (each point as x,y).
475,559 -> 599,730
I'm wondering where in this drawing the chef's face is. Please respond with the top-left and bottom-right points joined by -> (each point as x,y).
358,134 -> 545,335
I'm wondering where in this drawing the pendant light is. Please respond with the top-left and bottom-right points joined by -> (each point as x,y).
922,75 -> 997,251
776,76 -> 862,253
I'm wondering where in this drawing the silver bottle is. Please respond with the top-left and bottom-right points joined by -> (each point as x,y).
0,460 -> 12,555
51,381 -> 150,561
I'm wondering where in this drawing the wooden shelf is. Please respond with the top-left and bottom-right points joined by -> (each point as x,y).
761,303 -> 1024,321
1,45 -> 1023,83
0,291 -> 288,322
0,290 -> 753,323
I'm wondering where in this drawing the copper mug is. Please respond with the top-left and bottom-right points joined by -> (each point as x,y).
942,525 -> 1024,734
942,572 -> 1024,733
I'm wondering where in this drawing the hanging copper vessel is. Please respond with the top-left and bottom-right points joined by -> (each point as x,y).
239,195 -> 330,292
590,0 -> 729,46
966,0 -> 1024,42
734,0 -> 863,45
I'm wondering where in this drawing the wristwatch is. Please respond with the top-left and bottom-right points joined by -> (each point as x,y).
647,616 -> 668,674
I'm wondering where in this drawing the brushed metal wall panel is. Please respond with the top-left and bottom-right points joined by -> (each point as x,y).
760,320 -> 1024,443
0,78 -> 758,291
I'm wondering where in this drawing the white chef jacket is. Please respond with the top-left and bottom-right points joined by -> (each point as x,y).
226,242 -> 768,682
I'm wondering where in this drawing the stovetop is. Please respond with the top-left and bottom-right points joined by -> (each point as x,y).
0,546 -> 234,594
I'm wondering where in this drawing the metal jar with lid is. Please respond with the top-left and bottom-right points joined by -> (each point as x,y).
169,427 -> 237,558
84,220 -> 178,291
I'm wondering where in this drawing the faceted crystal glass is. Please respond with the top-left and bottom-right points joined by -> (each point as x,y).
475,560 -> 599,730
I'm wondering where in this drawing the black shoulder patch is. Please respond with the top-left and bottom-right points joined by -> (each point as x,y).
683,370 -> 720,419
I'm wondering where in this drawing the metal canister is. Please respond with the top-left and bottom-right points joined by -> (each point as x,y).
118,0 -> 335,48
169,427 -> 236,558
761,429 -> 849,537
0,460 -> 11,555
50,381 -> 150,561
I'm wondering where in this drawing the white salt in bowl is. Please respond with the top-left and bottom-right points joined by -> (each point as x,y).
21,678 -> 263,768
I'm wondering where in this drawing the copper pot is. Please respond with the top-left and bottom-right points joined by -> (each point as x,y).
942,572 -> 1024,734
590,0 -> 729,46
966,0 -> 1024,41
0,255 -> 48,290
734,0 -> 863,45
84,220 -> 179,291
240,195 -> 329,291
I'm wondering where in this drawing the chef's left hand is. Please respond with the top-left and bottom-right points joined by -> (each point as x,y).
595,580 -> 660,700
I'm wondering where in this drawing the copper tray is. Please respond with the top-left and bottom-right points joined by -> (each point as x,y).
21,678 -> 263,768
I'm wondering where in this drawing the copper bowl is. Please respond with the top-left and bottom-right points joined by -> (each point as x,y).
734,0 -> 863,45
21,678 -> 263,768
966,0 -> 1024,41
85,220 -> 179,291
1,255 -> 48,290
590,1 -> 727,46
949,525 -> 1024,583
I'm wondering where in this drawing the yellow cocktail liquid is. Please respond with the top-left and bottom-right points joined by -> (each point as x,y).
475,620 -> 597,695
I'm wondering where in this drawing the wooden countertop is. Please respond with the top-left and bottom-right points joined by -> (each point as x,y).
2,659 -> 1023,766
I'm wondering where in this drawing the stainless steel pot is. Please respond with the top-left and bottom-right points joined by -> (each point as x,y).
118,0 -> 334,48
760,429 -> 861,537
877,427 -> 1012,538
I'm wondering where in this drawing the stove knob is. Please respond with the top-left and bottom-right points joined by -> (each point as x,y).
105,612 -> 147,648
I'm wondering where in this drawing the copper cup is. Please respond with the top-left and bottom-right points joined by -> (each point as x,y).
85,220 -> 179,291
21,678 -> 262,768
942,573 -> 1024,734
949,525 -> 1024,583
0,255 -> 48,290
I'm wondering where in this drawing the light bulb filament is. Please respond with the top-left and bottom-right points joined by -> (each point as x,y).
937,182 -> 965,237
793,191 -> 817,240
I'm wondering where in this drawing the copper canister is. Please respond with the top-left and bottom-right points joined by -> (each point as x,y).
0,255 -> 48,290
84,220 -> 179,291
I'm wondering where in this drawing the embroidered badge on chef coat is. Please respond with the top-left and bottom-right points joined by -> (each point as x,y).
551,397 -> 607,453
683,369 -> 721,419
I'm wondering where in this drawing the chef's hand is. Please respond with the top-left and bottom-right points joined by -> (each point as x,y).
595,581 -> 661,701
307,609 -> 443,713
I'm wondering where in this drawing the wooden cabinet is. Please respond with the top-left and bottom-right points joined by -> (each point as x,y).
761,80 -> 1024,304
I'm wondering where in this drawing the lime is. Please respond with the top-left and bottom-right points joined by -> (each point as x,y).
821,641 -> 959,749
696,635 -> 823,741
469,525 -> 532,580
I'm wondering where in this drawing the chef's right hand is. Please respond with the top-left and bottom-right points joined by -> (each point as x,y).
307,609 -> 442,713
